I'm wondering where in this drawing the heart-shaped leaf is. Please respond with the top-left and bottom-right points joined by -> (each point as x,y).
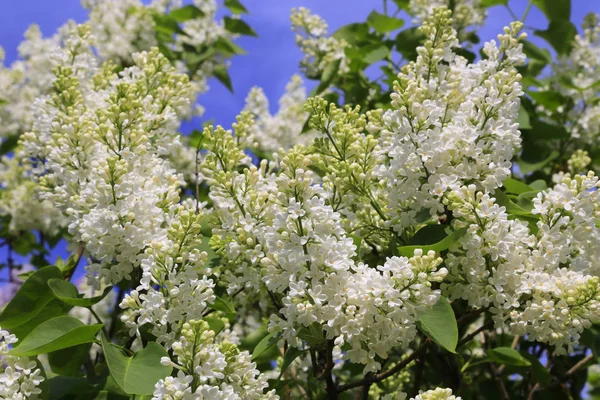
487,347 -> 532,367
416,296 -> 458,354
9,316 -> 103,356
48,278 -> 112,307
252,332 -> 278,361
0,266 -> 63,330
101,334 -> 172,396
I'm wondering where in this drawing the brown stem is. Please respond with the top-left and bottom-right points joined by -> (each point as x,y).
65,242 -> 86,281
410,346 -> 427,398
457,321 -> 494,348
527,353 -> 594,399
324,340 -> 338,399
488,362 -> 510,400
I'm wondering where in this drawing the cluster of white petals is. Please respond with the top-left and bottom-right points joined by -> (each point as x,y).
203,118 -> 447,373
0,0 -> 236,236
82,0 -> 157,63
19,25 -> 190,287
409,0 -> 486,40
443,175 -> 600,353
377,8 -> 526,233
14,22 -> 276,399
290,7 -> 349,77
0,329 -> 44,399
553,13 -> 600,145
243,74 -> 316,152
153,320 -> 277,400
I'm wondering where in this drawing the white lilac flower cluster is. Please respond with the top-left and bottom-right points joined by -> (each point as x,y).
83,0 -> 231,111
377,8 -> 525,233
120,205 -> 217,347
0,22 -> 98,235
243,74 -> 316,153
442,175 -> 600,353
302,7 -> 600,355
409,0 -> 486,40
203,118 -> 447,373
16,22 -> 276,400
82,0 -> 157,63
153,320 -> 277,400
0,0 -> 235,235
0,328 -> 44,399
265,154 -> 446,373
0,25 -> 62,138
0,156 -> 66,234
382,388 -> 462,400
19,24 -> 190,287
290,7 -> 349,78
552,13 -> 600,145
304,100 -> 389,249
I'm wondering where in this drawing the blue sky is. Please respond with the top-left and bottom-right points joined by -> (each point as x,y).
0,0 -> 597,277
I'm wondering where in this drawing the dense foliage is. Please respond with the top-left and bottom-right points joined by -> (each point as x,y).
0,0 -> 599,399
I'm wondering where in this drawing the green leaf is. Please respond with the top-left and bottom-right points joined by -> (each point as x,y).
398,228 -> 466,257
529,179 -> 548,191
522,40 -> 552,64
17,270 -> 36,281
366,11 -> 404,34
409,224 -> 449,246
580,327 -> 600,357
213,65 -> 233,92
332,23 -> 370,47
493,190 -> 533,216
534,20 -> 577,56
48,343 -> 90,376
224,0 -> 248,14
481,0 -> 508,7
487,347 -> 531,367
9,316 -> 103,356
10,300 -> 72,342
533,0 -> 571,23
527,120 -> 569,141
152,14 -> 187,37
205,317 -> 225,336
503,178 -> 533,195
214,37 -> 247,56
224,17 -> 257,36
298,323 -> 326,349
519,151 -> 558,175
252,332 -> 278,360
101,334 -> 172,396
528,90 -> 567,112
48,278 -> 112,307
416,296 -> 458,354
211,296 -> 236,314
392,0 -> 410,11
170,5 -> 205,22
0,135 -> 19,155
311,59 -> 341,96
395,27 -> 424,60
363,44 -> 390,65
517,106 -> 531,130
0,266 -> 63,330
278,347 -> 305,378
